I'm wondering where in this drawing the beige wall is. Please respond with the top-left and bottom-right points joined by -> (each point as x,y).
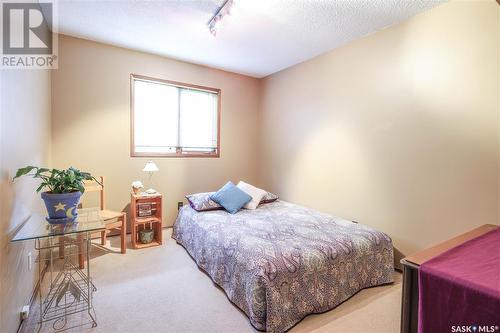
0,70 -> 52,333
51,35 -> 261,226
260,0 -> 499,257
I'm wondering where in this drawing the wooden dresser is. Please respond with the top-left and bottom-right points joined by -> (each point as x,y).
400,224 -> 499,333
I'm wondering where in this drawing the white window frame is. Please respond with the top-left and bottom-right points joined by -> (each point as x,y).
130,74 -> 221,158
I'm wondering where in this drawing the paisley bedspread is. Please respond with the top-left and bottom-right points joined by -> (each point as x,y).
173,200 -> 394,333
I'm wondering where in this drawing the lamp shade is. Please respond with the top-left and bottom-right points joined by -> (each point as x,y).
142,161 -> 159,173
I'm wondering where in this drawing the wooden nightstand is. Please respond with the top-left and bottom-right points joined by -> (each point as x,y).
130,192 -> 163,249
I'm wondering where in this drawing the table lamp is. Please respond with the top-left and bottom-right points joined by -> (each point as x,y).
142,161 -> 159,194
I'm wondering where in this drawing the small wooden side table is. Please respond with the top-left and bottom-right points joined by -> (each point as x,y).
130,192 -> 163,249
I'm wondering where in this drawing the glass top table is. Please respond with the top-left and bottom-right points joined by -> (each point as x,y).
11,208 -> 105,242
11,208 -> 105,330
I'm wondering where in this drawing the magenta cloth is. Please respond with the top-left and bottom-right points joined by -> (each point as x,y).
418,228 -> 500,333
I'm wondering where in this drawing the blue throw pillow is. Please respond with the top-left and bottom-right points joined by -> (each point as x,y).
210,181 -> 252,214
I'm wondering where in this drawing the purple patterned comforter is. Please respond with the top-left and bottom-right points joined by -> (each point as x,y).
173,200 -> 394,332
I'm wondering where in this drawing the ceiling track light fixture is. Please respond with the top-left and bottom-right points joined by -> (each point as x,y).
207,0 -> 235,37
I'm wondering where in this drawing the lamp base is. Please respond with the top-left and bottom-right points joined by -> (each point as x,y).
145,188 -> 157,194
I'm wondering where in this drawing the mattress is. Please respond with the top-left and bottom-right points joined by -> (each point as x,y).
173,200 -> 394,332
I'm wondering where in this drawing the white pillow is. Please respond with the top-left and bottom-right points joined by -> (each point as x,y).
237,181 -> 267,210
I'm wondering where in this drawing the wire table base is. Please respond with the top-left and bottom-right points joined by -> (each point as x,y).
34,232 -> 98,332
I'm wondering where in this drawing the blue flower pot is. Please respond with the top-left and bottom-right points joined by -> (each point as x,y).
41,191 -> 82,223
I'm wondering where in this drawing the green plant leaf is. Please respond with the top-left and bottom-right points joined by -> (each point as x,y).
36,183 -> 46,193
34,168 -> 49,177
13,166 -> 37,181
12,165 -> 98,194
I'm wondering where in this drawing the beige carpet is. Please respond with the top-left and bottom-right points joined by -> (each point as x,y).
23,229 -> 401,333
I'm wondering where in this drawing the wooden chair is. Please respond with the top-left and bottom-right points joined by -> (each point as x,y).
83,176 -> 127,254
59,176 -> 127,269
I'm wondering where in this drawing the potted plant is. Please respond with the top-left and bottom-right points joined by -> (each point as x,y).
13,166 -> 100,224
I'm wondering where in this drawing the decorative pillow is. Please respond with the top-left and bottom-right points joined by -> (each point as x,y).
237,181 -> 267,210
186,192 -> 222,212
210,182 -> 252,214
186,190 -> 278,212
260,191 -> 279,204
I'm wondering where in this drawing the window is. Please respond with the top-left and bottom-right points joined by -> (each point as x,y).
131,74 -> 220,157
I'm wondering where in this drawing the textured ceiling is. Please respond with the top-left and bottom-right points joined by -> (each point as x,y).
52,0 -> 445,78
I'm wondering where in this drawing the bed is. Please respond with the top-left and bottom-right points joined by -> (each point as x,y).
173,200 -> 394,333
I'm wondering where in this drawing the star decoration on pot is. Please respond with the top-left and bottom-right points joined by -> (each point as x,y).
54,202 -> 66,211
